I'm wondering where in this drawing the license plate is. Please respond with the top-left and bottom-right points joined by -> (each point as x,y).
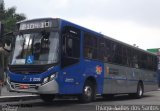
19,84 -> 29,89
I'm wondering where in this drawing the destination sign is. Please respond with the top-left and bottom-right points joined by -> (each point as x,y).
19,20 -> 52,30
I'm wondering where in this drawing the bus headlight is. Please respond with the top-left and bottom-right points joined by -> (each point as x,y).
42,73 -> 58,85
50,73 -> 58,80
43,77 -> 49,84
50,74 -> 56,80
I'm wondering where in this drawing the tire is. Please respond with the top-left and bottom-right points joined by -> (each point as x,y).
129,82 -> 143,99
40,94 -> 55,102
78,81 -> 96,103
136,82 -> 144,98
102,94 -> 114,100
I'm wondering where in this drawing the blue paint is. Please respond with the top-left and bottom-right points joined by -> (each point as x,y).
56,20 -> 105,94
8,65 -> 60,84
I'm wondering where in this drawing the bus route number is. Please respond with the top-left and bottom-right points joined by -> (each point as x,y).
19,21 -> 51,30
30,78 -> 41,82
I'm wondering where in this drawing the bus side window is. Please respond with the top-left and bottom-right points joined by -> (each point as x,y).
84,33 -> 98,60
61,26 -> 80,68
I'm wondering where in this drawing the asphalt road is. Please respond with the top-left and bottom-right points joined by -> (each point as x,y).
1,90 -> 160,111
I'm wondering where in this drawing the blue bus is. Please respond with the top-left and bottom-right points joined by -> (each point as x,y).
7,18 -> 158,103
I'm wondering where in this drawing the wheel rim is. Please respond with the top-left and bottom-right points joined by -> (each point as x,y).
84,86 -> 92,97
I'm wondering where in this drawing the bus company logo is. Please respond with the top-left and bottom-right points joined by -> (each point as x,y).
96,66 -> 102,75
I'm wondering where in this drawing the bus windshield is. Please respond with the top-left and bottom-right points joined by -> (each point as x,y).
11,31 -> 59,65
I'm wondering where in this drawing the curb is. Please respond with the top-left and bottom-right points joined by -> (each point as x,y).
0,95 -> 40,102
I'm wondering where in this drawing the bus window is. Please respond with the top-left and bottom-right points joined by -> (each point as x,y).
126,48 -> 132,67
122,46 -> 127,66
110,42 -> 117,63
132,50 -> 138,68
114,44 -> 123,65
61,26 -> 80,68
98,38 -> 105,61
84,33 -> 98,60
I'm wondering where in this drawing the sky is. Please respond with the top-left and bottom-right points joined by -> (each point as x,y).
4,0 -> 160,50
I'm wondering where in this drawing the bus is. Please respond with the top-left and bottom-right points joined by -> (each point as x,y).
6,18 -> 158,103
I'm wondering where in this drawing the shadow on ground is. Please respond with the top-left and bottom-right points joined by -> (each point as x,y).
18,94 -> 153,107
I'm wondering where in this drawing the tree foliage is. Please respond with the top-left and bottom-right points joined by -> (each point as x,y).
0,0 -> 26,33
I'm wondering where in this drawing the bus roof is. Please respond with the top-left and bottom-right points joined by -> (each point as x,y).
16,18 -> 58,24
17,17 -> 157,57
60,18 -> 156,57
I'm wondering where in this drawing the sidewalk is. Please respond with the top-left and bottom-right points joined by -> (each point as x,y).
0,86 -> 39,102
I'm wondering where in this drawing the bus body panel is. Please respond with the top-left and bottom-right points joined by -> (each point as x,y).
58,60 -> 104,94
83,59 -> 104,94
7,78 -> 59,94
58,20 -> 104,94
58,62 -> 84,94
8,65 -> 60,83
103,63 -> 158,94
7,65 -> 60,94
58,20 -> 85,94
104,63 -> 129,94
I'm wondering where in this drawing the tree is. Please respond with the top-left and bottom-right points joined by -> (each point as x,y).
0,0 -> 26,34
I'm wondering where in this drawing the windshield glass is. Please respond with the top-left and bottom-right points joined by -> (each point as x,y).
11,31 -> 59,65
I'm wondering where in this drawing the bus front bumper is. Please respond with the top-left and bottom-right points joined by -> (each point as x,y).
6,79 -> 59,94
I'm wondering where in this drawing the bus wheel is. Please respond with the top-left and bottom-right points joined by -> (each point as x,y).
136,82 -> 144,98
129,82 -> 144,99
78,81 -> 95,103
40,94 -> 55,102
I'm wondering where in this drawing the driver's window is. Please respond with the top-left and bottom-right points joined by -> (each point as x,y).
61,26 -> 80,68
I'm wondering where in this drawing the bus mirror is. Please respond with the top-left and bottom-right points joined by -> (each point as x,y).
4,39 -> 12,51
3,32 -> 14,52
